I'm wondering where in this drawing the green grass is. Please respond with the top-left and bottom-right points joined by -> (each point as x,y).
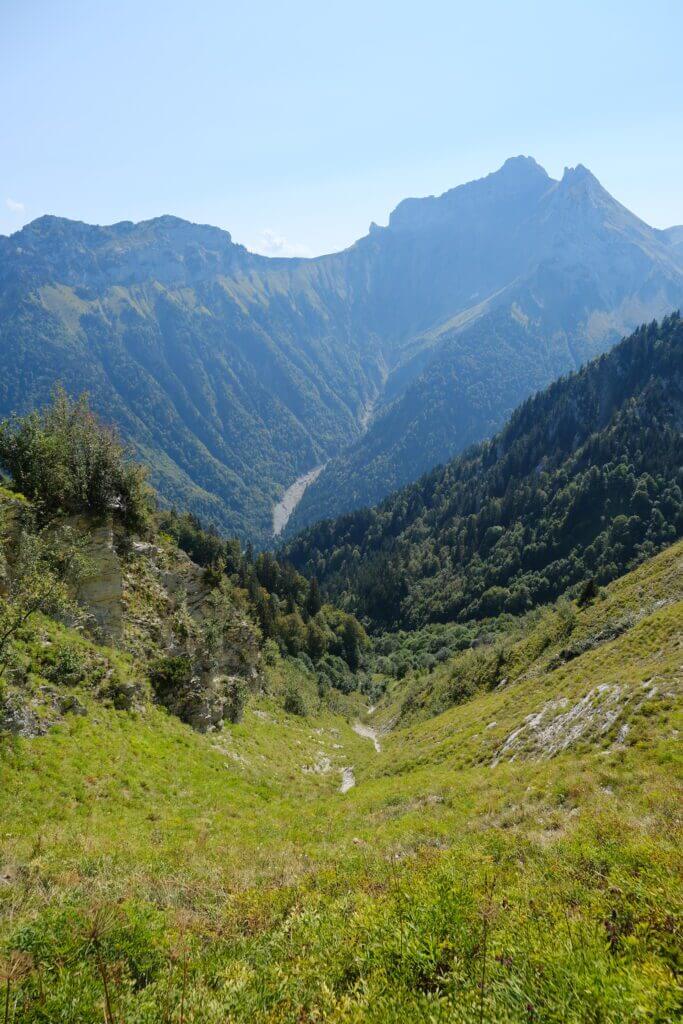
0,544 -> 681,1021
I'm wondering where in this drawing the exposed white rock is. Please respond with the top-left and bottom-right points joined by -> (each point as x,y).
492,685 -> 627,765
74,516 -> 123,641
353,720 -> 381,752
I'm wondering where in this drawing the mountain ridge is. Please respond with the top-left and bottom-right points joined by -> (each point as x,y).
2,158 -> 682,542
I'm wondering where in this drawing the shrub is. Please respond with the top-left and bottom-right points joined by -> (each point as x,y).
577,577 -> 599,607
98,677 -> 144,711
262,639 -> 280,666
283,683 -> 308,717
0,389 -> 152,532
218,675 -> 248,724
316,653 -> 357,694
0,517 -> 88,678
45,642 -> 87,686
148,656 -> 193,704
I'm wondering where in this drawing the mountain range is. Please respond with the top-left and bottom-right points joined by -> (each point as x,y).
1,156 -> 682,542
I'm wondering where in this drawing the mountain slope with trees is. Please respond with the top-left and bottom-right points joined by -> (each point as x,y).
0,393 -> 369,739
288,163 -> 683,530
0,318 -> 681,1024
2,160 -> 683,542
284,314 -> 683,628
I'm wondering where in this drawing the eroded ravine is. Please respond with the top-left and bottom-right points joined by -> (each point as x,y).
339,713 -> 381,792
272,465 -> 325,536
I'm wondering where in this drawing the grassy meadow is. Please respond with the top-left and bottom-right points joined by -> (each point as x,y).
1,543 -> 681,1021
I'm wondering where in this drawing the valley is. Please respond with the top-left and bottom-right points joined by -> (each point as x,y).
2,157 -> 682,544
0,315 -> 680,1020
3,5 -> 682,1021
1,518 -> 680,1020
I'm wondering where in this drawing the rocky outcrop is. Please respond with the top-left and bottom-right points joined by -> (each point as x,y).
1,502 -> 261,734
73,515 -> 124,641
155,672 -> 248,732
120,537 -> 261,731
0,691 -> 44,738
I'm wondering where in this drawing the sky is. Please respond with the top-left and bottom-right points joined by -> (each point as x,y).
2,0 -> 682,256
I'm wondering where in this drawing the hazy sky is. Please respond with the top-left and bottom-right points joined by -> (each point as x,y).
2,0 -> 682,255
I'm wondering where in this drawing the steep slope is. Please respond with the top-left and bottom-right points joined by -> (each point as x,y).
664,224 -> 683,263
0,216 -> 383,541
372,533 -> 683,734
2,159 -> 683,542
284,314 -> 683,628
289,309 -> 565,527
0,393 -> 371,746
290,164 -> 683,529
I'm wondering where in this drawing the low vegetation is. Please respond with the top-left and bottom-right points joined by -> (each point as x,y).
0,388 -> 152,532
0,539 -> 680,1021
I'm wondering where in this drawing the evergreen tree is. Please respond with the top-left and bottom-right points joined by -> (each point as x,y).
306,576 -> 322,618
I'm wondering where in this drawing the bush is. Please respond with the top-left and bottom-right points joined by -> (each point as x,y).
315,653 -> 357,694
262,639 -> 281,666
577,577 -> 599,607
283,683 -> 308,717
216,675 -> 248,724
0,389 -> 152,532
45,642 -> 87,686
148,656 -> 192,704
97,678 -> 143,711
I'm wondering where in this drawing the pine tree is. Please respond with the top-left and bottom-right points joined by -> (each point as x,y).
306,576 -> 322,617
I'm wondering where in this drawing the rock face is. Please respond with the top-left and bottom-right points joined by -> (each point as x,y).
74,516 -> 124,641
119,536 -> 261,732
0,502 -> 261,734
157,673 -> 249,732
0,691 -> 43,738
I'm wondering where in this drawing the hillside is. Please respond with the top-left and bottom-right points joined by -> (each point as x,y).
0,393 -> 369,741
3,159 -> 683,542
1,527 -> 680,1020
0,216 -> 381,542
284,314 -> 683,628
288,308 -> 559,529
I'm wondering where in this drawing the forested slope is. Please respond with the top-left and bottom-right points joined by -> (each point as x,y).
285,314 -> 683,628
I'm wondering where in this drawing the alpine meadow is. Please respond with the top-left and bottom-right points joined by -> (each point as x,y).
1,3 -> 682,1021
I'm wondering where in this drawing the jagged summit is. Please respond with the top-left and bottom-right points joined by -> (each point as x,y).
497,153 -> 551,180
562,162 -> 598,181
556,162 -> 610,198
387,155 -> 553,231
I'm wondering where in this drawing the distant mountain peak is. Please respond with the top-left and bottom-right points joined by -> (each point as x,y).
552,162 -> 645,227
497,154 -> 551,180
387,156 -> 552,232
560,163 -> 602,187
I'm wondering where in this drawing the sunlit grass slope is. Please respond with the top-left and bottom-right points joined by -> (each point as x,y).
1,544 -> 681,1021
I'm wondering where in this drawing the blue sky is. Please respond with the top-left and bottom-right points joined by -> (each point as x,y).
2,0 -> 682,255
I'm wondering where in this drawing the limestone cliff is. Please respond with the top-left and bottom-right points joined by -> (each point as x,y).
0,501 -> 262,734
